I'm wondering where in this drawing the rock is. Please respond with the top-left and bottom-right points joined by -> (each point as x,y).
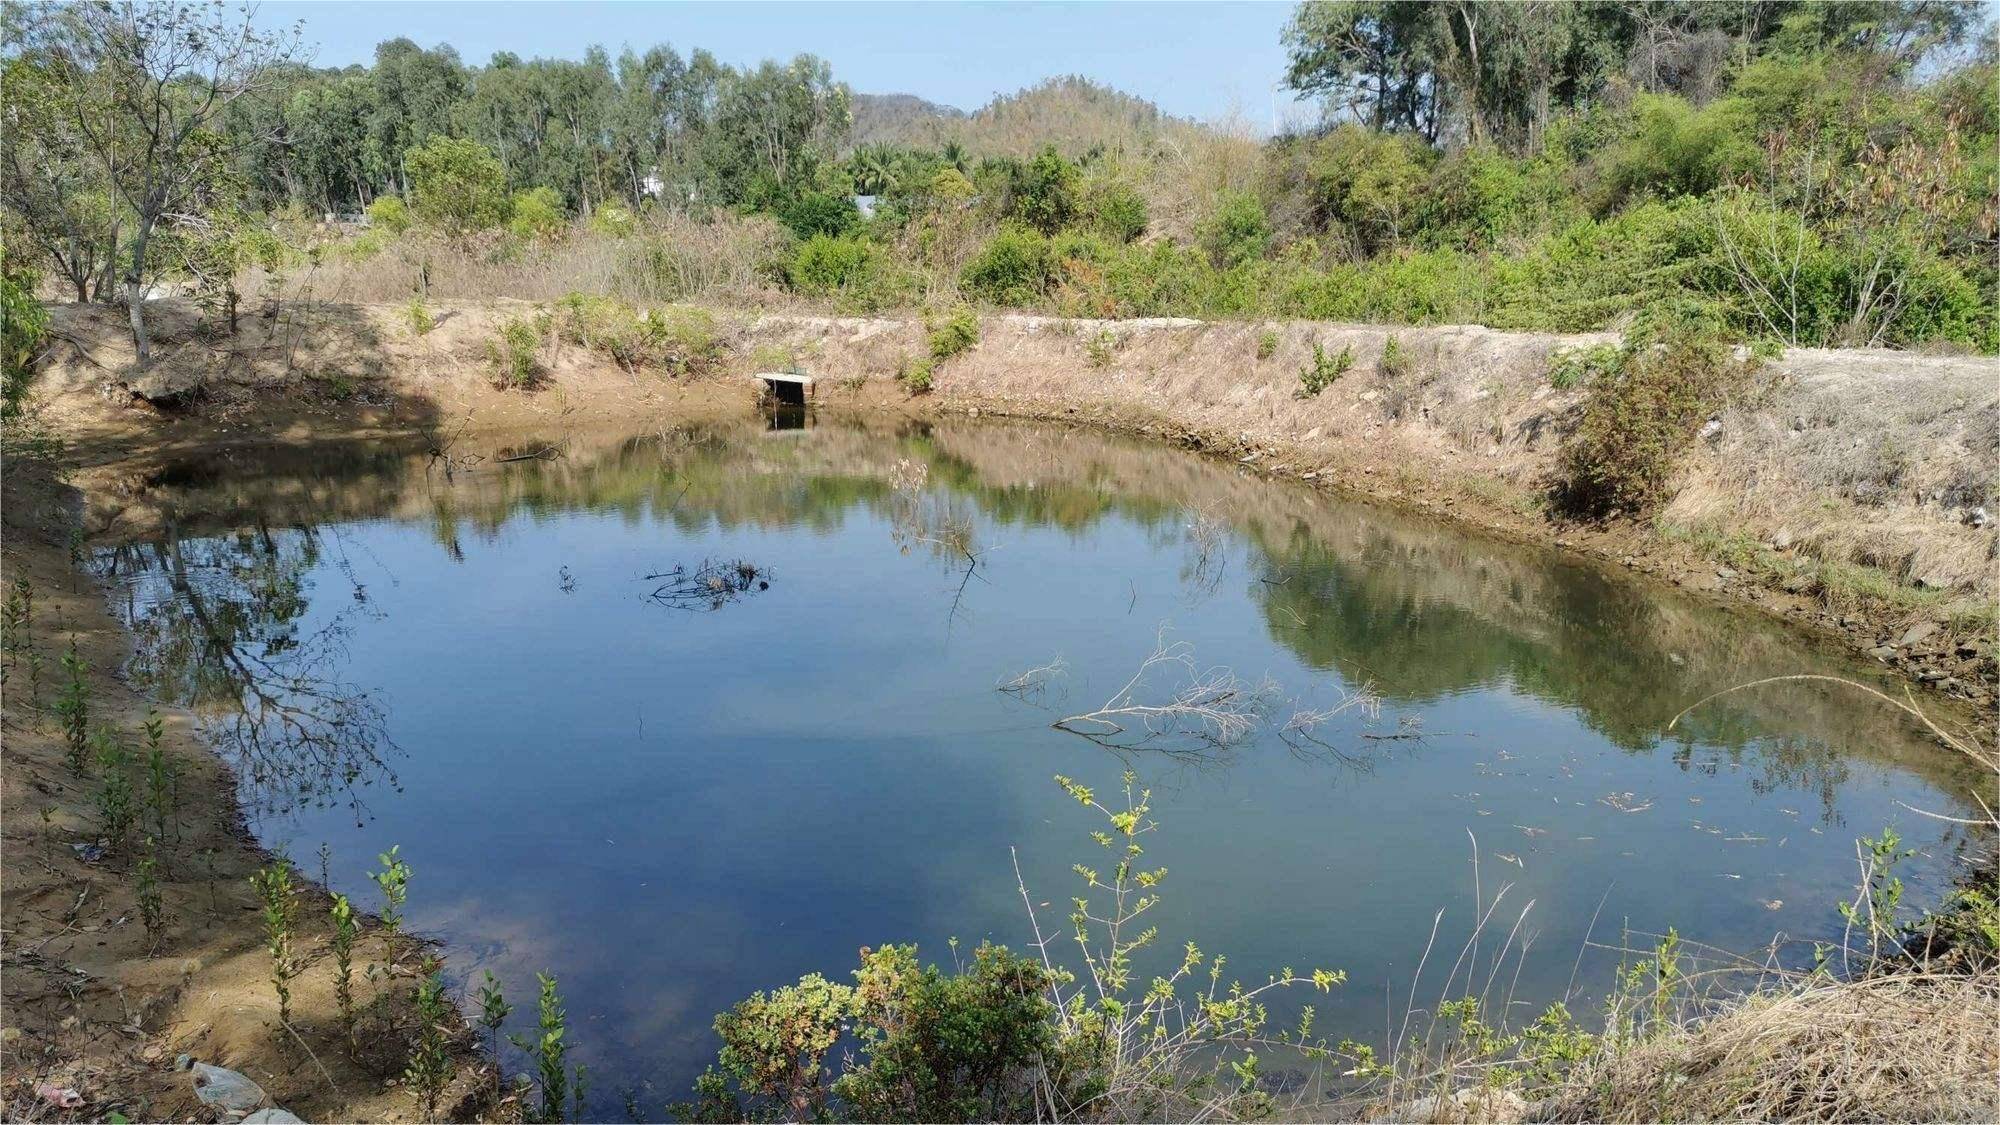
1898,622 -> 1940,648
1968,506 -> 1991,528
1782,574 -> 1813,593
1957,642 -> 1983,658
174,1053 -> 194,1071
1770,528 -> 1793,549
1699,416 -> 1723,441
243,1110 -> 305,1124
1302,426 -> 1322,440
1871,645 -> 1897,660
192,1063 -> 267,1115
1715,566 -> 1738,580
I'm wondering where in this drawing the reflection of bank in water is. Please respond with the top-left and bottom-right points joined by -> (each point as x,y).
764,402 -> 811,432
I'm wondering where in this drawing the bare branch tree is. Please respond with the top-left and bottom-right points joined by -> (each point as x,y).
642,558 -> 769,611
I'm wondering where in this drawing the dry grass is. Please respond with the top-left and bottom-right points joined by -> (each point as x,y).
1541,972 -> 2000,1123
247,213 -> 792,308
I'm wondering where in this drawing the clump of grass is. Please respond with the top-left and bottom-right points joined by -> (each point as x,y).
1545,341 -> 1621,390
899,355 -> 935,395
487,317 -> 543,389
1296,341 -> 1353,398
404,297 -> 435,336
250,859 -> 299,1024
1085,328 -> 1117,368
371,845 -> 412,933
1256,328 -> 1280,359
926,305 -> 979,362
405,957 -> 454,1123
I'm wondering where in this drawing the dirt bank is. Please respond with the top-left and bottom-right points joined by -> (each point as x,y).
1,457 -> 498,1120
29,296 -> 1997,714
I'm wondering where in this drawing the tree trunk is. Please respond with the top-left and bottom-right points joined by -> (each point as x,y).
126,223 -> 152,366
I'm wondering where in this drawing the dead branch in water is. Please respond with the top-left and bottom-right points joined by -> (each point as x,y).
1052,628 -> 1275,756
1278,682 -> 1420,768
996,657 -> 1068,707
643,559 -> 769,611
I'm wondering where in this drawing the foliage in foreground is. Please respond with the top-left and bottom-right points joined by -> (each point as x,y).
674,772 -> 1347,1123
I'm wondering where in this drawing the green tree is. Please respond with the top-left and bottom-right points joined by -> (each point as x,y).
406,135 -> 509,231
1015,146 -> 1079,233
19,0 -> 302,365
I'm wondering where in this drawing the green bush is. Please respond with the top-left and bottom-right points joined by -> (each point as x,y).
1201,190 -> 1271,268
1015,147 -> 1079,234
778,192 -> 860,240
2,266 -> 48,419
507,186 -> 567,240
902,356 -> 934,393
487,316 -> 542,388
405,136 -> 510,232
547,293 -> 720,376
927,306 -> 979,361
1599,94 -> 1760,205
364,195 -> 411,235
961,226 -> 1055,305
1256,329 -> 1279,359
1296,341 -> 1353,398
789,233 -> 877,293
1545,342 -> 1620,389
589,203 -> 636,238
1085,180 -> 1148,243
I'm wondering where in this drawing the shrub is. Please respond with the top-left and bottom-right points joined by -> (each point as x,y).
2,265 -> 48,419
1015,146 -> 1079,234
507,186 -> 567,240
926,306 -> 979,362
403,297 -> 434,337
548,294 -> 720,376
1379,334 -> 1413,378
1556,311 -> 1752,517
1296,341 -> 1354,398
405,136 -> 510,233
788,233 -> 876,293
588,203 -> 636,238
902,356 -> 934,393
488,316 -> 541,388
1085,180 -> 1148,243
777,192 -> 860,240
1599,94 -> 1760,205
1544,342 -> 1620,389
961,226 -> 1055,305
1201,190 -> 1271,268
1085,329 -> 1116,368
364,195 -> 411,234
1256,328 -> 1279,359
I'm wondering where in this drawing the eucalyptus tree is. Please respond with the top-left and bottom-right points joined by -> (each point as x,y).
19,1 -> 302,364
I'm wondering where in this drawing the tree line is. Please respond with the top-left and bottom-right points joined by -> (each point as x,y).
2,0 -> 1994,373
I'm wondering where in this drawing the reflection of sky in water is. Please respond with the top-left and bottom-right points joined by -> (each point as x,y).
96,421 -> 1983,1117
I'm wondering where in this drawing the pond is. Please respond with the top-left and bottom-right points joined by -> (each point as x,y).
96,414 -> 1984,1115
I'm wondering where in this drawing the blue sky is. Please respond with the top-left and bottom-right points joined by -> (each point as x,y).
266,1 -> 1317,129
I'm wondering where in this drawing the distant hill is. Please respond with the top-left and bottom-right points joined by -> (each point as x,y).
848,92 -> 968,149
847,76 -> 1189,158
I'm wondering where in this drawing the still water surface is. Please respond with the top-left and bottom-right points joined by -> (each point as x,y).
97,416 -> 1983,1113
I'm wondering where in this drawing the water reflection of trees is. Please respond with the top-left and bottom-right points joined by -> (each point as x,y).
113,418 -> 1978,815
97,523 -> 398,820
